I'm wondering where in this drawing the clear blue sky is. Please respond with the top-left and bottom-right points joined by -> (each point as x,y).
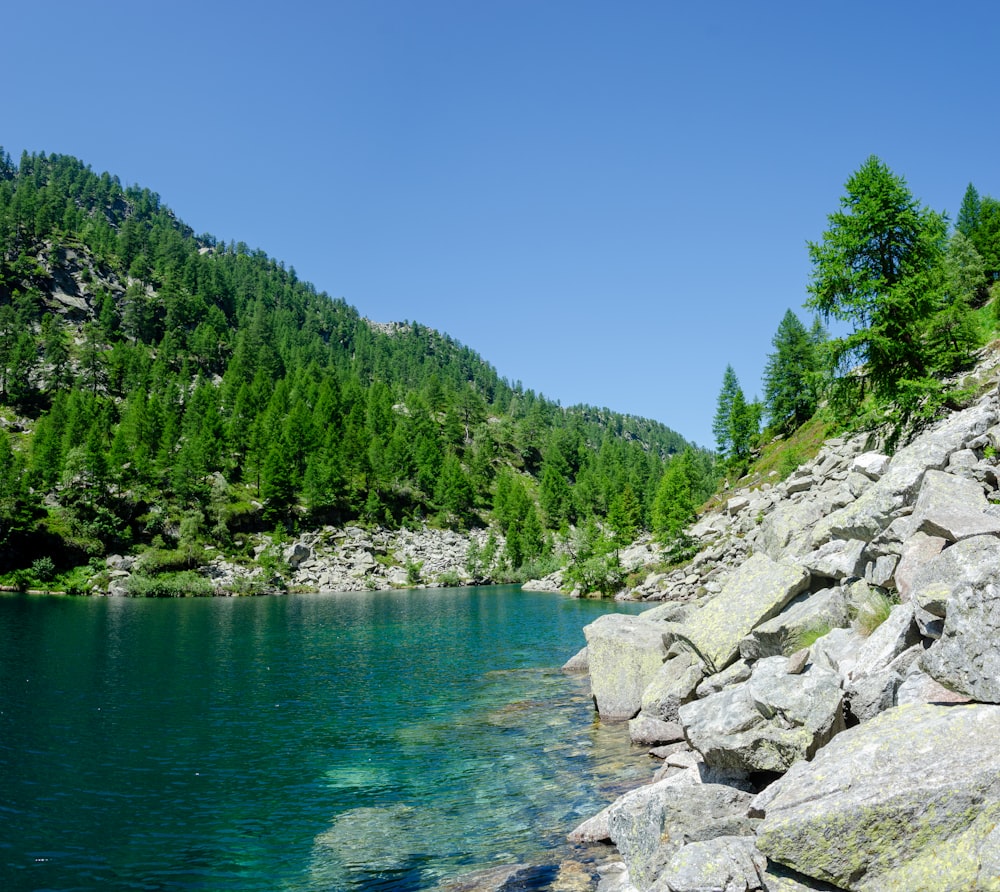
6,1 -> 999,447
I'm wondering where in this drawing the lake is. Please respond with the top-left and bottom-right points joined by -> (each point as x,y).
0,586 -> 652,891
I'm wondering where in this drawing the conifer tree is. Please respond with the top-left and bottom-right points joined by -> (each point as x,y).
763,309 -> 819,433
807,156 -> 972,425
712,365 -> 740,456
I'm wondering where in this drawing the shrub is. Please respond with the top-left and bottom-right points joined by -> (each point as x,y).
125,571 -> 213,598
436,570 -> 462,588
31,557 -> 57,583
406,561 -> 424,585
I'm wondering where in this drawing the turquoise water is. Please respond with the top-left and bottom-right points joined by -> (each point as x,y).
0,586 -> 650,891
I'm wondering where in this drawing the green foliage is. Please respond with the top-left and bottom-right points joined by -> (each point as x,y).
30,556 -> 56,583
795,622 -> 834,651
436,569 -> 461,587
712,367 -> 760,465
712,364 -> 740,456
851,587 -> 897,638
562,520 -> 623,597
807,156 -> 979,436
125,570 -> 214,598
0,149 -> 708,578
406,560 -> 424,585
763,309 -> 824,433
652,449 -> 698,540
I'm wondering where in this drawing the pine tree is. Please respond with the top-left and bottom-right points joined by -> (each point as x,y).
712,365 -> 740,456
807,156 -> 965,423
763,309 -> 819,433
651,450 -> 696,540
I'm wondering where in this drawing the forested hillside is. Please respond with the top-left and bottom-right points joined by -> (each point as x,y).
0,150 -> 713,583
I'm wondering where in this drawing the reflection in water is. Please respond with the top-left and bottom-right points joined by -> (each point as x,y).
1,587 -> 650,891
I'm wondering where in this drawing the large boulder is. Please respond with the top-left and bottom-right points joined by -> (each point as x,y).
908,534 -> 1000,618
673,554 -> 810,673
678,656 -> 844,774
607,777 -> 755,891
918,537 -> 1000,702
584,614 -> 668,721
649,836 -> 767,892
756,703 -> 1000,891
910,469 -> 1000,542
739,587 -> 849,662
799,539 -> 866,581
640,651 -> 706,723
839,602 -> 920,682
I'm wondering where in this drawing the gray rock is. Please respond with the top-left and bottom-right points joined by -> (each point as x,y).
893,532 -> 947,599
695,659 -> 752,698
908,534 -> 1000,618
919,548 -> 1000,702
727,496 -> 751,516
759,501 -> 829,559
607,778 -> 755,892
864,553 -> 898,587
912,469 -> 988,518
679,657 -> 844,774
567,807 -> 614,844
629,714 -> 685,746
562,645 -> 589,673
649,836 -> 767,892
784,474 -> 816,495
640,651 -> 706,723
584,614 -> 669,721
739,587 -> 849,662
947,447 -> 980,471
596,860 -> 634,892
802,626 -> 859,675
851,452 -> 890,480
800,538 -> 866,581
895,669 -> 973,707
676,554 -> 810,673
756,703 -> 1000,891
843,602 -> 920,681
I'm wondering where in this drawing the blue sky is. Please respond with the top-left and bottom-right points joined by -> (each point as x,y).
6,1 -> 999,447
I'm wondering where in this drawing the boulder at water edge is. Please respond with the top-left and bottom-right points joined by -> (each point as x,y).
756,703 -> 1000,891
584,614 -> 668,721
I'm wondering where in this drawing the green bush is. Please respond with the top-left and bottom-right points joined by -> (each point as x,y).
125,571 -> 214,598
31,557 -> 57,583
436,570 -> 462,587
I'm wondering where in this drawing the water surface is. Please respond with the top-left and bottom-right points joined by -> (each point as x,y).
0,586 -> 650,890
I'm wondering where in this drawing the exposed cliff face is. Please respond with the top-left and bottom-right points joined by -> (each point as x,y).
573,373 -> 1000,890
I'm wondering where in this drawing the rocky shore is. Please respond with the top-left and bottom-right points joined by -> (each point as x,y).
558,381 -> 1000,890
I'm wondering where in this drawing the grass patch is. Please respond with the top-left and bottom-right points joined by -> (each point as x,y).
851,588 -> 897,637
794,621 -> 833,651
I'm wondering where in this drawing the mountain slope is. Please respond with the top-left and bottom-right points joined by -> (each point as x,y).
0,149 -> 713,579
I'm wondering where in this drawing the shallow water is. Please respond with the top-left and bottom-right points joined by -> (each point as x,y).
0,586 -> 651,891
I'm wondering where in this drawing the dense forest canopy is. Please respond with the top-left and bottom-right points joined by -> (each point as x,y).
0,149 -> 713,578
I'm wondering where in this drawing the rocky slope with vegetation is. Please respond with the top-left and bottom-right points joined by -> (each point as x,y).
561,358 -> 1000,890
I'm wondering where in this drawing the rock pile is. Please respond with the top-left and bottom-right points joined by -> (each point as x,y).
570,386 -> 1000,891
